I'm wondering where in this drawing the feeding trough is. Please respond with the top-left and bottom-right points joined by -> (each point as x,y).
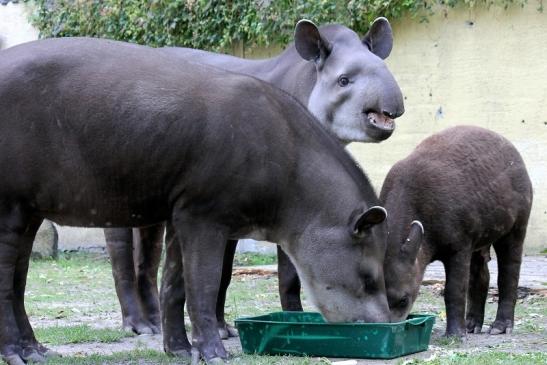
235,312 -> 435,359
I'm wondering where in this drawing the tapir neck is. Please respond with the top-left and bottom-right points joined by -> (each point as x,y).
159,45 -> 316,104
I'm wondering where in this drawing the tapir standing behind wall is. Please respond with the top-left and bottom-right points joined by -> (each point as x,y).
103,17 -> 405,337
0,37 -> 391,364
381,126 -> 533,337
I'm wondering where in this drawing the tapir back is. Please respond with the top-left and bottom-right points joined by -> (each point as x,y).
0,38 -> 321,229
382,125 -> 532,246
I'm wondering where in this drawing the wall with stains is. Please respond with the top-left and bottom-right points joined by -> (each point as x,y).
348,3 -> 546,253
2,2 -> 545,253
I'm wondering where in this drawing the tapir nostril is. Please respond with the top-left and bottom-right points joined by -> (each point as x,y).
382,110 -> 396,119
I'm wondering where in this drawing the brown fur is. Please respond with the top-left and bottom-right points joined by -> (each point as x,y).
381,125 -> 533,336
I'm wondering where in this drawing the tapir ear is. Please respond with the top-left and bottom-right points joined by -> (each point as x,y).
401,220 -> 424,260
352,206 -> 387,236
294,19 -> 332,68
362,17 -> 393,60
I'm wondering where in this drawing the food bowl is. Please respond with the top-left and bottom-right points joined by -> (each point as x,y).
235,311 -> 435,359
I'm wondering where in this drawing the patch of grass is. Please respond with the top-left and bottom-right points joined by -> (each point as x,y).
433,335 -> 463,348
42,350 -> 327,364
403,351 -> 547,364
233,252 -> 277,266
35,325 -> 133,345
43,349 -> 178,364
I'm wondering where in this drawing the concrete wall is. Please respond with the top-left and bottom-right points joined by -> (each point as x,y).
1,2 -> 545,253
347,3 -> 546,253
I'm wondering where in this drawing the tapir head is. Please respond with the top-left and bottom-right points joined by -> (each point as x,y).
284,205 -> 391,323
295,18 -> 404,143
384,220 -> 425,322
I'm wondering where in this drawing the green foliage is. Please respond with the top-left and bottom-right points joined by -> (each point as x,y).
28,0 -> 535,51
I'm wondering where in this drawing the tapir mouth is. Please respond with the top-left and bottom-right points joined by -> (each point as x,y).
363,111 -> 396,142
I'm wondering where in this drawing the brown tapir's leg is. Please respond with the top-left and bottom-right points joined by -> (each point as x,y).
172,213 -> 228,362
443,249 -> 472,337
105,228 -> 155,335
160,222 -> 191,358
216,240 -> 238,339
133,224 -> 164,334
466,247 -> 491,334
277,246 -> 303,311
489,227 -> 525,335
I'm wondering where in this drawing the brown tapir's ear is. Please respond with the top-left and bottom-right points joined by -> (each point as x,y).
401,220 -> 424,259
363,17 -> 393,60
352,206 -> 387,236
294,19 -> 332,68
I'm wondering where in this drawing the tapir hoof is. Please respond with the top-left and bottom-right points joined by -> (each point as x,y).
21,347 -> 46,363
123,319 -> 158,335
466,317 -> 483,334
3,354 -> 26,365
218,324 -> 238,340
167,348 -> 192,359
489,319 -> 513,335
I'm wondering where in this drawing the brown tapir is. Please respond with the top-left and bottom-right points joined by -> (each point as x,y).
0,37 -> 391,364
381,126 -> 532,336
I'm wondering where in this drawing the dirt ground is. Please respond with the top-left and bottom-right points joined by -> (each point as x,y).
29,255 -> 547,364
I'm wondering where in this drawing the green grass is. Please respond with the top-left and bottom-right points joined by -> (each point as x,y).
23,253 -> 547,364
42,350 -> 329,364
401,352 -> 547,365
233,252 -> 277,266
35,325 -> 133,345
43,349 -> 178,364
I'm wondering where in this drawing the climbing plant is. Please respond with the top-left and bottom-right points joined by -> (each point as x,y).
28,0 -> 539,51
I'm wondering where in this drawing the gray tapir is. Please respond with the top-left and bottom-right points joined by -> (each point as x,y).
0,37 -> 392,364
381,126 -> 532,336
104,17 -> 405,336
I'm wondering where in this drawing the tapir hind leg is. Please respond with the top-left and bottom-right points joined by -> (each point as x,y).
173,213 -> 228,362
133,224 -> 164,334
490,226 -> 526,335
466,247 -> 491,334
160,222 -> 191,358
104,228 -> 156,334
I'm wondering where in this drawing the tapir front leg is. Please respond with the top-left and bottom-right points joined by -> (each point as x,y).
14,217 -> 60,362
174,213 -> 228,363
0,204 -> 50,365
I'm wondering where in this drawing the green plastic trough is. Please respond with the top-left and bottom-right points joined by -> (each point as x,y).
235,311 -> 435,359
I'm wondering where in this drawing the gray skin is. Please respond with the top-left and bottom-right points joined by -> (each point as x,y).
0,37 -> 392,364
381,126 -> 533,337
104,18 -> 405,337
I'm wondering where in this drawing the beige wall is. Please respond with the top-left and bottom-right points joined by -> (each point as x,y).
2,3 -> 545,253
348,3 -> 546,253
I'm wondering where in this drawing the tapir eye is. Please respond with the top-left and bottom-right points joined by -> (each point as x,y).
338,76 -> 350,87
397,296 -> 409,308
